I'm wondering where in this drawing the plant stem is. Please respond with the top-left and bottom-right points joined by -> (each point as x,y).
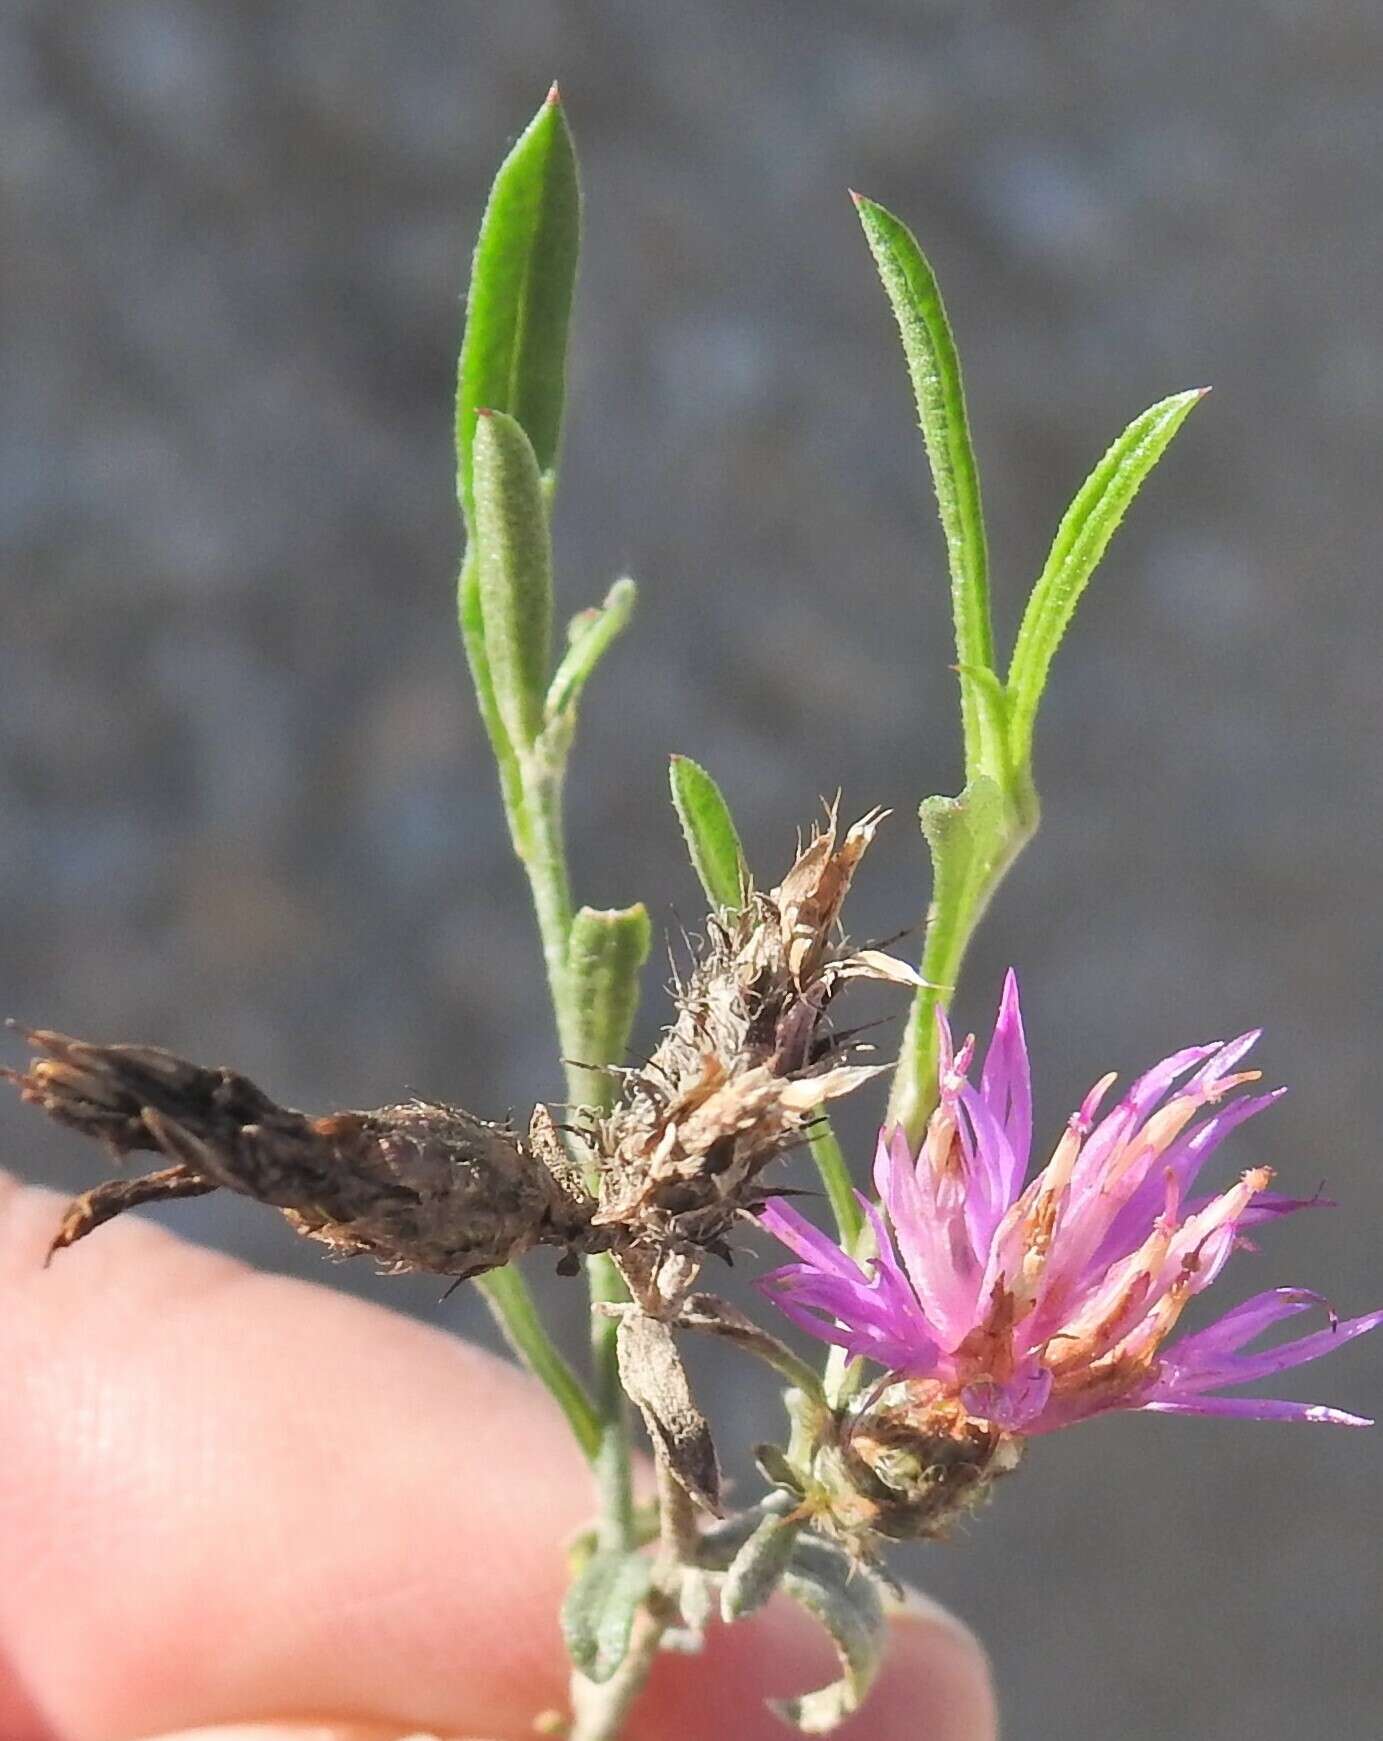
515,760 -> 576,1014
515,767 -> 638,1557
887,780 -> 1037,1143
473,732 -> 639,1549
568,1603 -> 670,1741
808,1119 -> 864,1247
569,1441 -> 699,1740
477,1267 -> 601,1460
587,1253 -> 635,1551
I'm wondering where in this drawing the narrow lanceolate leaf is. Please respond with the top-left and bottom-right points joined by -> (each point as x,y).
721,1504 -> 804,1622
472,409 -> 553,751
771,1537 -> 888,1733
854,194 -> 1006,783
668,755 -> 747,909
1006,387 -> 1207,766
566,903 -> 653,1112
457,547 -> 524,810
456,84 -> 580,532
562,1546 -> 652,1684
544,576 -> 638,726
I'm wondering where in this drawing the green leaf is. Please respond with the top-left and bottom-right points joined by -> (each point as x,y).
754,1442 -> 808,1495
456,85 -> 579,533
473,409 -> 554,751
566,903 -> 653,1112
721,1505 -> 804,1622
668,755 -> 747,909
918,774 -> 1006,887
1006,387 -> 1207,767
669,753 -> 857,1245
854,194 -> 1006,784
562,1546 -> 652,1684
771,1537 -> 888,1733
457,548 -> 525,814
544,576 -> 638,726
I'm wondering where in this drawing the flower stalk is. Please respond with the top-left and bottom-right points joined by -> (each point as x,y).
456,91 -> 647,1550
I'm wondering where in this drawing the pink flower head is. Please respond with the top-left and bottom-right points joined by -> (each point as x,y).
759,972 -> 1381,1436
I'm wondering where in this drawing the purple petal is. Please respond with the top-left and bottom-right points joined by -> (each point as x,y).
1064,1044 -> 1216,1202
956,1082 -> 1016,1252
934,1004 -> 957,1080
757,1264 -> 938,1373
876,1128 -> 980,1346
762,1267 -> 903,1338
1084,1089 -> 1283,1279
757,1199 -> 866,1281
1124,1042 -> 1223,1122
1183,1029 -> 1262,1096
1140,1395 -> 1373,1427
1159,1089 -> 1284,1197
962,1362 -> 1052,1431
758,1279 -> 867,1352
1234,1188 -> 1335,1228
1160,1288 -> 1326,1368
980,968 -> 1033,1178
1164,1307 -> 1383,1393
756,1187 -> 942,1374
857,1194 -> 942,1336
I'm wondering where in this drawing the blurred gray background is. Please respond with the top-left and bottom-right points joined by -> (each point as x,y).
3,2 -> 1381,1736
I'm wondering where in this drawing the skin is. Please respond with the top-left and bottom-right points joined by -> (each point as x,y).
0,1171 -> 997,1741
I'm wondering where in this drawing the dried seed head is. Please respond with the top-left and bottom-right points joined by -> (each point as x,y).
5,1028 -> 595,1274
590,808 -> 911,1286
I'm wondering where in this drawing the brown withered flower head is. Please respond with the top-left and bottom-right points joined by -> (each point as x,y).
588,807 -> 916,1309
4,1030 -> 595,1276
5,809 -> 910,1296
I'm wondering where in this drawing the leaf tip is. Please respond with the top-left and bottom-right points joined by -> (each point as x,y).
546,79 -> 562,106
475,405 -> 494,420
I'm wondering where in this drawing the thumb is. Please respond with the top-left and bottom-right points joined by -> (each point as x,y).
863,1590 -> 998,1741
634,1583 -> 996,1741
133,1594 -> 997,1741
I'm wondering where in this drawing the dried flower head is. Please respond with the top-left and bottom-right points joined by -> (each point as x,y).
759,972 -> 1382,1542
4,1027 -> 596,1274
591,807 -> 914,1303
4,812 -> 905,1303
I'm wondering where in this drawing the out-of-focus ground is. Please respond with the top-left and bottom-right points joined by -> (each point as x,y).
3,4 -> 1381,1736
